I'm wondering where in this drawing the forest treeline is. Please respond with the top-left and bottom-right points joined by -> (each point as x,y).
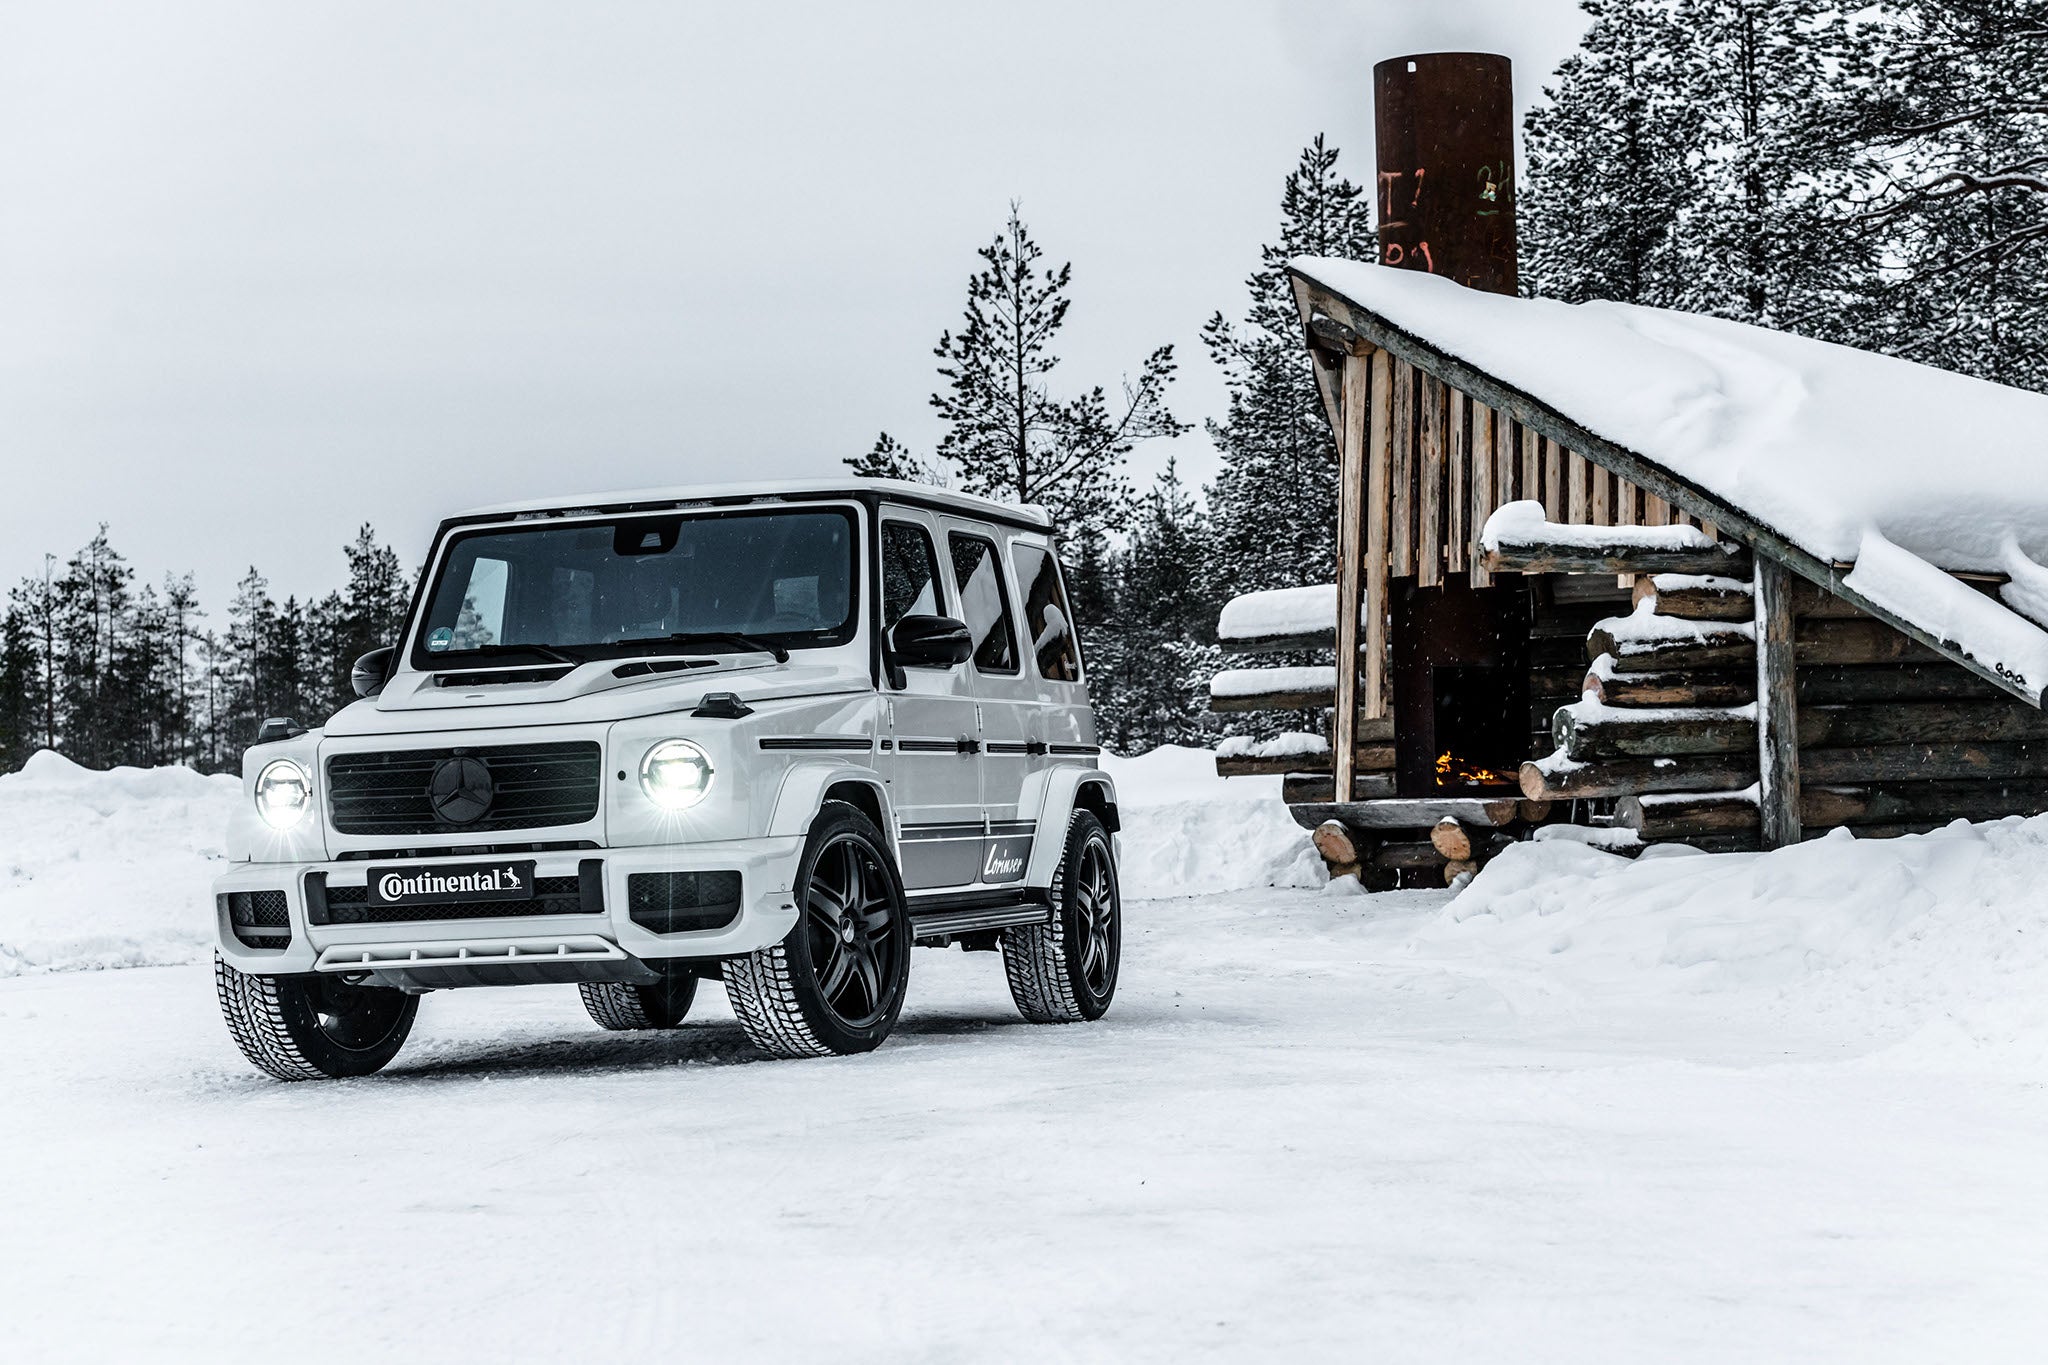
5,0 -> 2040,773
0,528 -> 410,774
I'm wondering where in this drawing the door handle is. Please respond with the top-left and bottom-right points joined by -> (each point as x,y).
955,736 -> 982,755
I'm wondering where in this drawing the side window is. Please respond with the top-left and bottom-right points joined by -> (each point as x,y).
946,533 -> 1020,675
1010,543 -> 1081,682
881,520 -> 943,631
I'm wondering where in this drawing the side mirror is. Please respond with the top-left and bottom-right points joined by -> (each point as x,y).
351,645 -> 396,699
890,615 -> 973,669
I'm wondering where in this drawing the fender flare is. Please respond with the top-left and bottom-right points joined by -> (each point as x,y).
766,762 -> 898,855
1022,766 -> 1119,887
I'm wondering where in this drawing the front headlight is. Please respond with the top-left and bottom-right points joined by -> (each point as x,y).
639,739 -> 714,810
254,759 -> 311,830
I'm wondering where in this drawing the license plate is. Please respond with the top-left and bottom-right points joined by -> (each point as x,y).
367,861 -> 535,907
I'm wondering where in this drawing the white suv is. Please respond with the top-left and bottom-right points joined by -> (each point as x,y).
212,479 -> 1120,1080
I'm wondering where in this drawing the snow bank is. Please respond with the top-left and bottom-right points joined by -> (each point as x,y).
1215,731 -> 1328,760
1100,746 -> 1322,898
1216,583 -> 1335,641
0,751 -> 240,976
1433,816 -> 2048,1067
1209,665 -> 1334,699
1481,498 -> 1719,553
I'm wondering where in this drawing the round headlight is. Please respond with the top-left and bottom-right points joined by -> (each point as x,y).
254,759 -> 311,831
640,740 -> 714,810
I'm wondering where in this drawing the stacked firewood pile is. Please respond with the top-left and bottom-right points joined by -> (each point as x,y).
1520,556 -> 2048,851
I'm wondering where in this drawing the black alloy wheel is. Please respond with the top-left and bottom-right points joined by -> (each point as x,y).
723,801 -> 912,1058
1001,810 -> 1120,1024
1071,834 -> 1119,1001
803,835 -> 902,1031
215,955 -> 420,1081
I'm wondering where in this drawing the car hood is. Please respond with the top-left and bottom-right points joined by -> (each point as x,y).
322,656 -> 869,738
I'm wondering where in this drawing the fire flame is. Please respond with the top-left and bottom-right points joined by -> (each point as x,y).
1435,750 -> 1513,788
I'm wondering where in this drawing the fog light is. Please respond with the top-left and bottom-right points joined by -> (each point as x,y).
639,740 -> 713,810
254,759 -> 311,830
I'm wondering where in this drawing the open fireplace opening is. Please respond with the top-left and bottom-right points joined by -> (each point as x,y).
1392,579 -> 1530,797
1430,665 -> 1526,792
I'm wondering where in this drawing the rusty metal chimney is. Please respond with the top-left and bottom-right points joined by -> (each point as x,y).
1373,53 -> 1517,295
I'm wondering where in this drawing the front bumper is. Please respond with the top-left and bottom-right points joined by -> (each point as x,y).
212,837 -> 806,978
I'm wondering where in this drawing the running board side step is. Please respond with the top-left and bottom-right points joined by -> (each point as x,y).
908,897 -> 1051,941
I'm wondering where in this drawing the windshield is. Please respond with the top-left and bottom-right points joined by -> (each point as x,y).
410,507 -> 859,668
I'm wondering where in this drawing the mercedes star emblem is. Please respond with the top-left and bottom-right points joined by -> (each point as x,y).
428,755 -> 495,825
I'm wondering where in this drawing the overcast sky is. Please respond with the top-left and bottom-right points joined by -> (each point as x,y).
0,0 -> 1588,613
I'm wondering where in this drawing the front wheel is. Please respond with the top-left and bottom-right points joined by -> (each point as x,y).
214,954 -> 418,1081
1002,810 -> 1120,1023
579,967 -> 699,1031
724,801 -> 911,1058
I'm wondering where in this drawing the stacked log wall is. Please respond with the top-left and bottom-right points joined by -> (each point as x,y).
1524,569 -> 2048,849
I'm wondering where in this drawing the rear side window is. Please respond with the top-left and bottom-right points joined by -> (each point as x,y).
881,521 -> 944,630
1010,542 -> 1081,682
947,533 -> 1019,675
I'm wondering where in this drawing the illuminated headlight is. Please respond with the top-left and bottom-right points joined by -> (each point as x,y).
639,740 -> 714,810
254,759 -> 312,830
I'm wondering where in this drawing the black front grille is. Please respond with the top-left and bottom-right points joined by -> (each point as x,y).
222,890 -> 291,950
326,742 -> 602,836
309,872 -> 598,926
628,871 -> 742,934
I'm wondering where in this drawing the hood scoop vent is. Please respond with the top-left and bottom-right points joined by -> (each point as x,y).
612,657 -> 719,681
433,666 -> 576,688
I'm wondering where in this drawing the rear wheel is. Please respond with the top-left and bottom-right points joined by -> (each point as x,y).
579,967 -> 699,1031
1002,810 -> 1119,1023
724,802 -> 910,1058
214,953 -> 418,1081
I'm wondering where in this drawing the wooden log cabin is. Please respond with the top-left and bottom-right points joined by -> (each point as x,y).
1213,258 -> 2048,887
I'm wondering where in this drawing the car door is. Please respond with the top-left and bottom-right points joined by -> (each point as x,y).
1008,534 -> 1096,771
878,511 -> 982,890
941,521 -> 1035,886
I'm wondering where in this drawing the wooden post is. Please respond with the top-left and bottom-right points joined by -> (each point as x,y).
1755,558 -> 1802,848
1520,423 -> 1540,510
1418,373 -> 1445,587
1364,349 -> 1395,719
1468,401 -> 1493,587
1446,388 -> 1467,575
1391,360 -> 1416,576
1333,353 -> 1371,806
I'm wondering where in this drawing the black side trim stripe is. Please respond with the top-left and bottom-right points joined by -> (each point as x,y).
989,820 -> 1036,836
758,737 -> 874,751
899,823 -> 986,842
1048,744 -> 1101,755
985,741 -> 1032,755
894,738 -> 962,753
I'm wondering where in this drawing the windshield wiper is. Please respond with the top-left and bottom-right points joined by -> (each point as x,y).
619,631 -> 790,663
441,642 -> 586,667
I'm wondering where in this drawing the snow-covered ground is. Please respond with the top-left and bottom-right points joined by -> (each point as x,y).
6,751 -> 2048,1360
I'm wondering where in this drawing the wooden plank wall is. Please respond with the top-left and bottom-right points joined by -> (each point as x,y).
1369,356 -> 1701,592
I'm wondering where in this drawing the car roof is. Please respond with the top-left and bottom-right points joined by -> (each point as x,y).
449,477 -> 1056,533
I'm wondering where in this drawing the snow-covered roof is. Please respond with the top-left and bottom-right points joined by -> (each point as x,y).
450,477 -> 1054,532
1291,258 -> 2048,705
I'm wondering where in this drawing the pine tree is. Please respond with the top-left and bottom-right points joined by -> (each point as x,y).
1089,462 -> 1222,754
0,607 -> 37,772
54,527 -> 134,768
850,204 -> 1186,537
846,432 -> 947,485
1523,0 -> 1702,304
1832,0 -> 2048,389
1201,137 -> 1377,606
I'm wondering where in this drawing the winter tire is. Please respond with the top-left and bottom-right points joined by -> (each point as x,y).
214,953 -> 418,1081
1002,810 -> 1119,1023
724,801 -> 911,1058
579,968 -> 699,1031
